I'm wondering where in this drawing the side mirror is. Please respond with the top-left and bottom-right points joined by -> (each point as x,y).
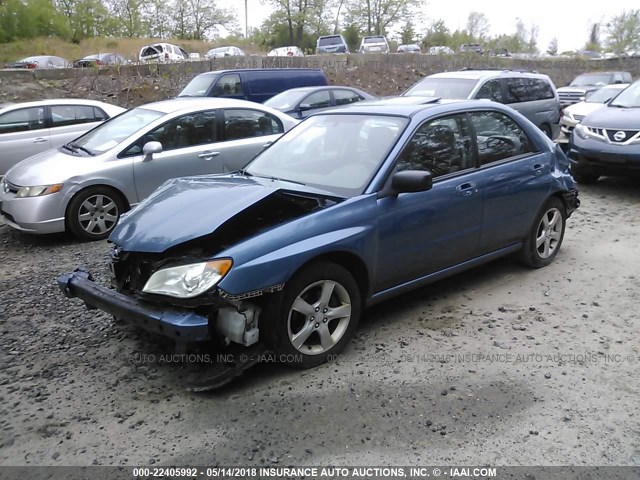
391,170 -> 433,194
143,141 -> 162,160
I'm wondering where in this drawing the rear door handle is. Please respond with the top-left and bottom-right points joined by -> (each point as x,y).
198,151 -> 220,159
456,182 -> 477,196
532,163 -> 544,175
33,137 -> 47,144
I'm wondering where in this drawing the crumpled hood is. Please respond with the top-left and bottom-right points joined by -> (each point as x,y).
6,148 -> 105,186
109,175 -> 335,253
582,105 -> 640,129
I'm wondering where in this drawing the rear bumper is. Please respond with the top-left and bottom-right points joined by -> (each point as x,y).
57,269 -> 210,342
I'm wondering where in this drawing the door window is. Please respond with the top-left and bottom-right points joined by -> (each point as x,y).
123,110 -> 217,155
0,107 -> 45,133
396,114 -> 475,178
469,111 -> 534,165
503,78 -> 529,103
475,79 -> 504,102
223,109 -> 284,140
333,89 -> 364,105
215,74 -> 242,96
527,79 -> 555,100
51,105 -> 106,127
301,90 -> 331,109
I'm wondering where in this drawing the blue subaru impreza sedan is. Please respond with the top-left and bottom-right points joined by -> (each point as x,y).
58,101 -> 579,382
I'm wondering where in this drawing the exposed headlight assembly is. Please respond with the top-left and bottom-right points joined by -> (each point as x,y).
142,259 -> 233,298
16,184 -> 63,198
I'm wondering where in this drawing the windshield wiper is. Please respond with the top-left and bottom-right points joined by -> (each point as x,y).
69,143 -> 95,156
251,173 -> 306,186
62,144 -> 78,153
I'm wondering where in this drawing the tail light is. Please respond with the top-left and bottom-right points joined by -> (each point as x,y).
96,60 -> 104,66
26,63 -> 37,69
164,52 -> 169,60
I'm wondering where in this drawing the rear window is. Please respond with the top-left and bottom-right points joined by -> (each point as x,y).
364,36 -> 385,44
405,78 -> 477,99
141,45 -> 163,57
319,36 -> 343,46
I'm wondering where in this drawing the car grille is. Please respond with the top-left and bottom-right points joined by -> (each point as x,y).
558,91 -> 585,105
604,129 -> 640,143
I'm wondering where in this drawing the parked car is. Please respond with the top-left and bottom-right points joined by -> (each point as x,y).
459,43 -> 484,54
404,70 -> 561,138
205,46 -> 246,59
57,101 -> 578,379
397,44 -> 422,54
359,35 -> 390,54
0,99 -> 125,176
0,98 -> 297,239
568,80 -> 640,184
139,43 -> 187,63
560,83 -> 629,137
4,55 -> 71,69
267,46 -> 304,57
488,48 -> 511,57
73,53 -> 129,68
189,53 -> 201,61
316,34 -> 349,54
427,46 -> 454,55
557,71 -> 632,107
178,68 -> 328,103
264,86 -> 373,118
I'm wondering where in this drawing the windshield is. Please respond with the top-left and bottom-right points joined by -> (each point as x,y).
610,81 -> 640,108
264,90 -> 309,110
245,114 -> 408,197
570,73 -> 613,87
586,86 -> 623,103
178,74 -> 216,97
405,78 -> 476,99
71,108 -> 164,154
364,37 -> 385,44
319,36 -> 342,46
208,47 -> 231,54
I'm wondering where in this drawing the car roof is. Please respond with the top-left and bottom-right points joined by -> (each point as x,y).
0,99 -> 117,109
428,70 -> 550,80
195,68 -> 323,76
140,97 -> 282,114
318,100 -> 494,117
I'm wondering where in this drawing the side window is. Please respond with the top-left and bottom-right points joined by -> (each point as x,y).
51,105 -> 102,127
503,78 -> 529,103
0,107 -> 45,133
215,74 -> 242,96
527,79 -> 555,100
475,80 -> 504,102
93,107 -> 108,121
224,109 -> 284,141
333,89 -> 363,105
396,114 -> 474,178
301,90 -> 331,109
469,111 -> 534,165
123,110 -> 217,156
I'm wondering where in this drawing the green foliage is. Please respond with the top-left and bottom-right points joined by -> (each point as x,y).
341,22 -> 361,51
346,0 -> 413,36
399,20 -> 415,45
606,9 -> 640,53
546,37 -> 558,56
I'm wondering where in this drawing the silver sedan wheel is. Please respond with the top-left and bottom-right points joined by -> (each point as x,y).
77,194 -> 119,235
287,280 -> 352,356
535,207 -> 563,259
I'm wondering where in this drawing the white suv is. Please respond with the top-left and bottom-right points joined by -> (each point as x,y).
139,43 -> 187,63
359,35 -> 390,54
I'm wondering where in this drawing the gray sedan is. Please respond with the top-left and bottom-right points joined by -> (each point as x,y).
0,99 -> 125,176
264,86 -> 374,119
0,98 -> 297,240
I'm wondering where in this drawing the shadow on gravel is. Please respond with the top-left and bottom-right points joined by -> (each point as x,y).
0,224 -> 82,249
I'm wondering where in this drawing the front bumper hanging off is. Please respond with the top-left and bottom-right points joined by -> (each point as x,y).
56,269 -> 211,342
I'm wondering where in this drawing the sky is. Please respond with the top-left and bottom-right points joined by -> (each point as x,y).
217,0 -> 639,53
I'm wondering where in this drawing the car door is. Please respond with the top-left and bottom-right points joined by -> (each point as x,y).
468,110 -> 551,253
297,90 -> 332,118
0,106 -> 49,175
375,113 -> 483,291
48,104 -> 108,149
128,109 -> 220,200
215,108 -> 286,171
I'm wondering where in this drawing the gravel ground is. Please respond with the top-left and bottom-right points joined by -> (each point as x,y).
1,177 -> 639,467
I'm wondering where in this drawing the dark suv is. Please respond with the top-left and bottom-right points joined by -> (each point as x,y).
557,71 -> 633,107
316,35 -> 349,54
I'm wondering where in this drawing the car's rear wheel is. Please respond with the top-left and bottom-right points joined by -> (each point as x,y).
67,187 -> 125,241
263,262 -> 361,369
520,197 -> 567,268
571,166 -> 599,184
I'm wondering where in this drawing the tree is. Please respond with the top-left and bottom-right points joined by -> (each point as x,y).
421,18 -> 450,49
466,11 -> 489,40
585,22 -> 601,51
547,37 -> 558,55
527,22 -> 538,52
105,0 -> 146,37
263,0 -> 312,46
341,22 -> 361,51
346,0 -> 414,36
606,9 -> 640,53
399,19 -> 414,45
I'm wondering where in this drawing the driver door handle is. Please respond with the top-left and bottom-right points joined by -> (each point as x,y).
532,163 -> 544,175
33,137 -> 47,144
456,182 -> 477,197
198,151 -> 220,159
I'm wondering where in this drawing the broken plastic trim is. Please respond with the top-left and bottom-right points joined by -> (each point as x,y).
218,283 -> 285,301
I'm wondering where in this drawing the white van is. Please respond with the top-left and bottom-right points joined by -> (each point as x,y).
139,43 -> 188,62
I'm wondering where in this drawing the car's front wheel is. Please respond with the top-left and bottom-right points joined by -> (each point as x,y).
520,197 -> 567,268
67,187 -> 125,241
264,262 -> 361,369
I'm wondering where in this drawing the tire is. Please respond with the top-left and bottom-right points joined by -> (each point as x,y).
262,262 -> 361,369
571,167 -> 599,184
66,186 -> 126,241
520,197 -> 567,268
